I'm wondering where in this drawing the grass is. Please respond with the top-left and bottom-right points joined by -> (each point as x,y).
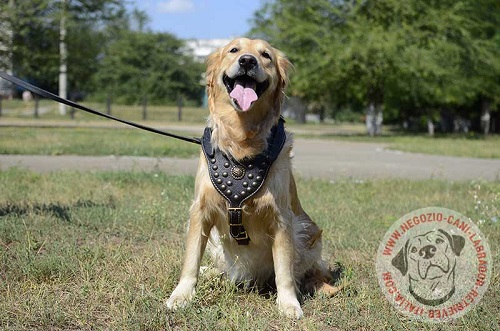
388,135 -> 500,159
324,134 -> 500,159
0,127 -> 201,158
1,124 -> 500,159
2,98 -> 500,159
0,168 -> 498,330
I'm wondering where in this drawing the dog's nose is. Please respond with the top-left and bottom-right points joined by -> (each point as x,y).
419,245 -> 437,259
239,55 -> 257,70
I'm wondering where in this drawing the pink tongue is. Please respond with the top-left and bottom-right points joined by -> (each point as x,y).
230,84 -> 258,111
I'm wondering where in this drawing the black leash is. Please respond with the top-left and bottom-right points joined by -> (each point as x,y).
0,71 -> 202,145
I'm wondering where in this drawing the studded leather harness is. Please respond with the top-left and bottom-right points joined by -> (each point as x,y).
201,118 -> 286,245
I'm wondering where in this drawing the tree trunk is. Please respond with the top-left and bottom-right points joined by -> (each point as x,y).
480,99 -> 491,135
375,104 -> 383,135
366,102 -> 376,136
0,0 -> 15,99
366,102 -> 383,136
427,118 -> 435,136
58,0 -> 68,115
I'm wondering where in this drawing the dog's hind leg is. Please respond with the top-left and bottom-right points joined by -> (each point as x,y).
293,209 -> 345,298
317,282 -> 344,297
302,262 -> 345,297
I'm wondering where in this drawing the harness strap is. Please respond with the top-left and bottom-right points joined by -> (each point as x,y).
201,118 -> 286,245
228,207 -> 249,245
0,71 -> 201,145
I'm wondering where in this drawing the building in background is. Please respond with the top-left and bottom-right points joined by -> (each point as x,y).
184,39 -> 231,108
184,39 -> 231,63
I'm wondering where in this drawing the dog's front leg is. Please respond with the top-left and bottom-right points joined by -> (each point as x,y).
166,205 -> 211,310
272,221 -> 303,319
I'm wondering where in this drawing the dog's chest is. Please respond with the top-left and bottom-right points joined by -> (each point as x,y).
201,119 -> 286,245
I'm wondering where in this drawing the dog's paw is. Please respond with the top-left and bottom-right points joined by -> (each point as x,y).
277,298 -> 303,319
166,286 -> 195,310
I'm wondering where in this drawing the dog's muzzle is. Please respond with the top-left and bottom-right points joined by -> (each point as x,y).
223,55 -> 269,112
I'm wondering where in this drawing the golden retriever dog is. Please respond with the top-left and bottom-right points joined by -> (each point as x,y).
166,38 -> 340,319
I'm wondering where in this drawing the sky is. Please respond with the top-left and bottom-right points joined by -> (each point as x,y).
131,0 -> 264,40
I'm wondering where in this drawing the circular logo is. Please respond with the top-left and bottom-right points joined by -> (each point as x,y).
376,207 -> 492,322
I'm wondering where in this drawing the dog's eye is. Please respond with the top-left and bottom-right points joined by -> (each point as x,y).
229,47 -> 239,53
262,51 -> 271,60
436,238 -> 444,244
410,247 -> 417,253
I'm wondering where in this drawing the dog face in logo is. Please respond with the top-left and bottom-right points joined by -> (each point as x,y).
392,229 -> 465,306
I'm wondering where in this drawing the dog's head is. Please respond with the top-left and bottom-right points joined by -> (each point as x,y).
206,38 -> 291,117
392,229 -> 465,279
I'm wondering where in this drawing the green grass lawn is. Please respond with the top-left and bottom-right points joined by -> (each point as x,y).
0,127 -> 200,158
0,169 -> 498,330
2,98 -> 499,159
325,134 -> 500,159
1,125 -> 500,159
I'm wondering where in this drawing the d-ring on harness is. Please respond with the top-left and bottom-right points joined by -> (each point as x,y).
201,118 -> 286,245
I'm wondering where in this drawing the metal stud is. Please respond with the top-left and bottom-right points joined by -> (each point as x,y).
212,165 -> 218,170
248,173 -> 254,179
252,182 -> 259,187
242,182 -> 248,187
222,172 -> 228,177
226,189 -> 232,195
248,164 -> 254,169
241,191 -> 246,195
216,179 -> 222,184
256,176 -> 262,181
246,187 -> 252,192
214,172 -> 219,178
233,194 -> 239,200
226,180 -> 233,186
221,184 -> 226,190
231,165 -> 245,179
211,158 -> 216,164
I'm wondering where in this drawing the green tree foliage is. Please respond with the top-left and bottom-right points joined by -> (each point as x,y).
0,0 -> 204,105
250,0 -> 499,133
0,0 -> 125,93
93,31 -> 204,105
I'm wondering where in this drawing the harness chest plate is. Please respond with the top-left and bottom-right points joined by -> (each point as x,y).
201,118 -> 286,245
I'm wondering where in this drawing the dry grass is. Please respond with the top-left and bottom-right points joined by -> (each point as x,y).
0,169 -> 498,330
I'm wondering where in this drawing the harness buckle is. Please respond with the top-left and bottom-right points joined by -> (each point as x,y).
234,230 -> 249,241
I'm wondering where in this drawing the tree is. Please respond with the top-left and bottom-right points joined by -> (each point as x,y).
251,0 -> 400,135
92,31 -> 204,105
0,0 -> 126,95
250,0 -> 500,134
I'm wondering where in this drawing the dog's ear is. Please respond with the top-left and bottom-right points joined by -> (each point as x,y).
205,47 -> 222,89
451,235 -> 465,256
205,47 -> 223,110
276,50 -> 292,91
438,229 -> 465,256
391,241 -> 408,276
273,50 -> 293,113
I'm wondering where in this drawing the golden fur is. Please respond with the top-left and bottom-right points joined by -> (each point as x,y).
166,38 -> 340,319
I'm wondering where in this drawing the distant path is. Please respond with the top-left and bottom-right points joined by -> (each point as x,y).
1,139 -> 499,181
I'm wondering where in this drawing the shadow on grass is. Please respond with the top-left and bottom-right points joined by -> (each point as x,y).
0,199 -> 116,222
